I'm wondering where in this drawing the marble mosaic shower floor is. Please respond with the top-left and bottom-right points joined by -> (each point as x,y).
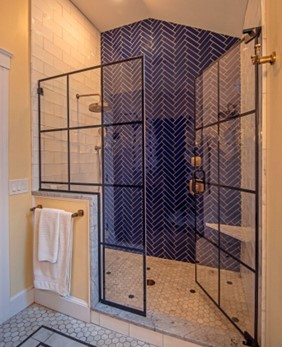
0,305 -> 155,347
104,250 -> 247,347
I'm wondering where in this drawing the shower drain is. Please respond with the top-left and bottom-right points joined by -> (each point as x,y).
147,279 -> 155,286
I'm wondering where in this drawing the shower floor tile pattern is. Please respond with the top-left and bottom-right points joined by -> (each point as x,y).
0,305 -> 156,347
104,249 -> 247,347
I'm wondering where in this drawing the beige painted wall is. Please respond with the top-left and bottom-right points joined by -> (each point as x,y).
34,197 -> 89,301
265,0 -> 282,345
0,0 -> 33,296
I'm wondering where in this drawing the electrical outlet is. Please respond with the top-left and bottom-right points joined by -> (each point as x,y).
9,179 -> 29,195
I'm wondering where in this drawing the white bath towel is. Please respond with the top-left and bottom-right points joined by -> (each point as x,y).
33,208 -> 73,296
38,208 -> 61,263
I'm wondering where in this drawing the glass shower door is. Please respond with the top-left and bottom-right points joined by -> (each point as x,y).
100,57 -> 146,315
194,30 -> 260,346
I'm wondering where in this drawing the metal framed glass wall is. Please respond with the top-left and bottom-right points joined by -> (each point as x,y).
100,57 -> 146,315
193,30 -> 260,346
38,56 -> 146,315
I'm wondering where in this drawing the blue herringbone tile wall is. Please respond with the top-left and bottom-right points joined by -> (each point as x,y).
101,19 -> 238,262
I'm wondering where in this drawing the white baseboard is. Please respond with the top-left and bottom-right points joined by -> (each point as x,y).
34,289 -> 90,322
9,287 -> 34,318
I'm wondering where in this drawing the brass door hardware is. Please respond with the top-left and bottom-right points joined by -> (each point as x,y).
251,44 -> 276,65
189,179 -> 205,195
189,168 -> 206,195
191,156 -> 202,167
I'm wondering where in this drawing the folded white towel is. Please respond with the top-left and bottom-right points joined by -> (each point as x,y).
33,208 -> 73,296
38,208 -> 61,263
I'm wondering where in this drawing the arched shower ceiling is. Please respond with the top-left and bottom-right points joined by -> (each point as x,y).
70,0 -> 248,38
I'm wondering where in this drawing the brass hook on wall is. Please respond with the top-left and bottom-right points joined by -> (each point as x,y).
251,44 -> 276,65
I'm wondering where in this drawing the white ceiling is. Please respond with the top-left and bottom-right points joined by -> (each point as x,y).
70,0 -> 249,38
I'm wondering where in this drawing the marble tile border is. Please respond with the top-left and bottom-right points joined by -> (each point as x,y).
32,190 -> 100,311
18,326 -> 93,347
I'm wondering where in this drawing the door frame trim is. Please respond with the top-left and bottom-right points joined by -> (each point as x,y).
0,47 -> 12,324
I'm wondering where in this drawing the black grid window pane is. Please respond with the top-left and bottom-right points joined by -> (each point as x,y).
220,255 -> 255,337
196,237 -> 219,304
104,247 -> 144,311
40,77 -> 67,131
220,114 -> 255,191
219,44 -> 241,119
69,69 -> 101,128
70,128 -> 101,184
220,187 -> 256,270
195,62 -> 218,129
102,59 -> 143,125
104,124 -> 143,186
41,131 -> 68,183
196,184 -> 219,245
104,186 -> 144,250
196,125 -> 218,185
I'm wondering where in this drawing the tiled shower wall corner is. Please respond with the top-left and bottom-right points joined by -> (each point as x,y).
31,0 -> 101,190
101,18 -> 238,262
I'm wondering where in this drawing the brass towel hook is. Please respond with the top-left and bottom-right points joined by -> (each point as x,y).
251,44 -> 276,65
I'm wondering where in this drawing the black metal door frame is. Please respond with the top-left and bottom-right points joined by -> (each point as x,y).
194,28 -> 261,346
99,56 -> 147,316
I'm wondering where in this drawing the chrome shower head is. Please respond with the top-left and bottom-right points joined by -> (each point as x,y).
76,92 -> 111,113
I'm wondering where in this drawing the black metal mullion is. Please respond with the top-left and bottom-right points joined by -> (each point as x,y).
195,109 -> 256,131
38,56 -> 144,82
141,56 -> 147,315
205,182 -> 256,194
254,29 -> 260,342
196,281 -> 245,336
194,76 -> 199,284
217,60 -> 221,307
101,64 -> 106,302
102,242 -> 143,253
38,81 -> 42,190
40,122 -> 143,134
195,232 -> 256,273
104,120 -> 142,127
39,188 -> 97,195
67,75 -> 71,191
100,299 -> 146,317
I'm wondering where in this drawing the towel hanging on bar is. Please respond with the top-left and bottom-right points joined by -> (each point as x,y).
30,205 -> 84,218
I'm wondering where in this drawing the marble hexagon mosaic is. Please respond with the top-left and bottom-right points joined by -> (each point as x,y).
0,305 -> 156,347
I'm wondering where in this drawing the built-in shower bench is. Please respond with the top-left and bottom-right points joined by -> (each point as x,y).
206,223 -> 253,242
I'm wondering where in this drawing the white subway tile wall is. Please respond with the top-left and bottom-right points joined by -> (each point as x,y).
31,0 -> 101,190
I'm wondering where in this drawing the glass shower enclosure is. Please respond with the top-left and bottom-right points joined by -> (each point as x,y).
193,30 -> 260,346
37,56 -> 146,315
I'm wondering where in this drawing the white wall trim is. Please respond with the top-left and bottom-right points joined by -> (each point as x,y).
34,289 -> 90,322
0,48 -> 12,69
0,48 -> 12,324
9,287 -> 34,318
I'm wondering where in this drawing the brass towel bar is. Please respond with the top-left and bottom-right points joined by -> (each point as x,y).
30,205 -> 84,218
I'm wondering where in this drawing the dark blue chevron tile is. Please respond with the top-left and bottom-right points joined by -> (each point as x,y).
102,18 -> 238,263
196,184 -> 219,245
104,123 -> 143,186
104,186 -> 144,250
